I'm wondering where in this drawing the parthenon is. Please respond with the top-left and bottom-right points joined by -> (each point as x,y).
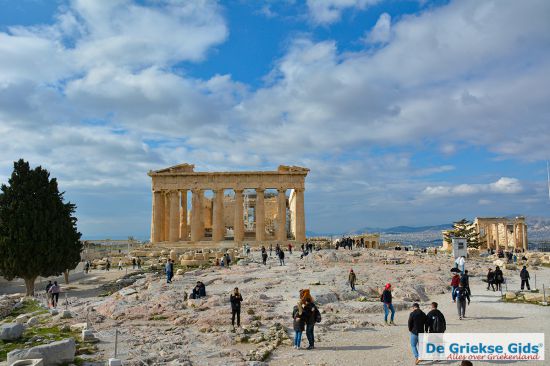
474,216 -> 528,251
148,163 -> 309,246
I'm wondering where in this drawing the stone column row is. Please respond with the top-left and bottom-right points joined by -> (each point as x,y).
151,187 -> 304,244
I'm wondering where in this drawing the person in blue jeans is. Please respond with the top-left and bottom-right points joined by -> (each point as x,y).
292,301 -> 305,348
408,302 -> 427,365
381,283 -> 395,325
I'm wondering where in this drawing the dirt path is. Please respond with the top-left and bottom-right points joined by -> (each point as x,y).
269,266 -> 550,366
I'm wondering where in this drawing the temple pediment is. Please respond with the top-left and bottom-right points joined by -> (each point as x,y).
153,163 -> 195,174
277,165 -> 310,173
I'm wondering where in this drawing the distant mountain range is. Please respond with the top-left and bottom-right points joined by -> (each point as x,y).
307,216 -> 550,241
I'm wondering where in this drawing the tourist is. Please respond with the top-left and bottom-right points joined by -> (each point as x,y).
520,266 -> 531,290
198,281 -> 206,297
106,259 -> 111,271
118,260 -> 123,270
494,266 -> 504,291
137,257 -> 142,269
45,281 -> 53,307
278,248 -> 285,266
292,297 -> 305,349
451,273 -> 460,302
425,302 -> 446,333
301,289 -> 319,350
408,302 -> 426,365
455,282 -> 470,320
348,269 -> 357,291
132,258 -> 136,269
486,268 -> 495,291
275,243 -> 281,256
230,287 -> 243,329
270,244 -> 273,257
381,283 -> 395,325
48,281 -> 60,308
460,270 -> 471,296
246,244 -> 251,257
191,283 -> 201,299
455,256 -> 466,274
261,246 -> 268,265
165,259 -> 173,283
84,261 -> 90,274
220,256 -> 225,267
288,243 -> 293,254
225,253 -> 232,267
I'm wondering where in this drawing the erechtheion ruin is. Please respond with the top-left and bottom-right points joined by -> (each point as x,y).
148,163 -> 309,246
474,216 -> 528,251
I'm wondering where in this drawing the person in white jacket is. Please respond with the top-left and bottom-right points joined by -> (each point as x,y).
455,256 -> 466,275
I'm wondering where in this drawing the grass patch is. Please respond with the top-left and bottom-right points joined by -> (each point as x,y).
2,299 -> 47,323
0,324 -> 97,362
148,315 -> 167,321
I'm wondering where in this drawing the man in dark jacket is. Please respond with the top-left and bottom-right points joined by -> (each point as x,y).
456,283 -> 470,320
230,287 -> 243,328
425,302 -> 446,333
520,266 -> 531,290
460,270 -> 471,296
408,303 -> 426,365
302,298 -> 319,350
278,248 -> 285,266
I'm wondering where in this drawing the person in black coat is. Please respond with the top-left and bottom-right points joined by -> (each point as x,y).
302,298 -> 319,349
408,303 -> 426,364
494,266 -> 504,291
520,266 -> 531,290
261,246 -> 268,265
460,270 -> 471,296
425,302 -> 446,333
230,287 -> 243,328
456,283 -> 470,320
278,248 -> 285,266
486,268 -> 495,291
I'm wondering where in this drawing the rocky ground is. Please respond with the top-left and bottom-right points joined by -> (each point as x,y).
1,248 -> 549,365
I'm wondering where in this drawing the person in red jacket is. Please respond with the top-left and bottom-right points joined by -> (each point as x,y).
450,273 -> 460,302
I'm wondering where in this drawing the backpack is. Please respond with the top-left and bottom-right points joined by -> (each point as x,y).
314,307 -> 322,323
431,312 -> 446,333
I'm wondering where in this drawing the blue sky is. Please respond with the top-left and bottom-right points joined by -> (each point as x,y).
0,0 -> 549,239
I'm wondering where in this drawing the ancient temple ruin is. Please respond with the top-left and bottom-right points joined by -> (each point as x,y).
474,216 -> 528,251
148,164 -> 309,246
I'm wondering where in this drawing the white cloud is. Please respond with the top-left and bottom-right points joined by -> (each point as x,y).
422,177 -> 523,197
364,12 -> 391,44
307,0 -> 380,24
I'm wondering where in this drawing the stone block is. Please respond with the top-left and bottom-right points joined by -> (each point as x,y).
60,310 -> 73,319
118,288 -> 137,297
26,316 -> 39,327
524,293 -> 544,302
505,292 -> 517,300
108,358 -> 123,366
7,338 -> 76,365
15,314 -> 30,323
81,329 -> 96,342
0,323 -> 25,341
69,322 -> 88,332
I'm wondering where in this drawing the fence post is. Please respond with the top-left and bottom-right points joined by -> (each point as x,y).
114,329 -> 118,358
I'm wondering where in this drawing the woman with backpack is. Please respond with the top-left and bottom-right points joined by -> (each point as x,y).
381,283 -> 395,325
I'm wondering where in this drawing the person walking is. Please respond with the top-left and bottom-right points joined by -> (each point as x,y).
48,281 -> 60,308
460,270 -> 471,296
230,287 -> 243,329
494,266 -> 504,291
348,269 -> 357,291
520,266 -> 531,290
288,243 -> 293,254
106,259 -> 111,271
381,283 -> 395,325
137,257 -> 142,269
302,290 -> 319,350
292,299 -> 305,349
118,260 -> 123,270
408,302 -> 426,365
455,283 -> 470,320
451,273 -> 460,302
45,281 -> 53,307
165,259 -> 173,283
425,302 -> 446,333
269,244 -> 273,257
132,258 -> 136,269
486,268 -> 495,291
278,248 -> 285,266
261,246 -> 268,265
455,256 -> 466,274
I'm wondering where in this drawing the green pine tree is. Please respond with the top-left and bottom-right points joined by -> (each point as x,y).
443,218 -> 481,249
0,159 -> 82,295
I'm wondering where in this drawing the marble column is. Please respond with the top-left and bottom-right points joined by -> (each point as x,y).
505,222 -> 510,249
234,189 -> 244,243
495,223 -> 499,249
522,223 -> 528,251
179,190 -> 188,241
276,188 -> 286,241
168,190 -> 179,242
163,192 -> 170,241
152,191 -> 163,243
255,188 -> 265,242
212,189 -> 225,242
191,189 -> 203,242
295,188 -> 306,242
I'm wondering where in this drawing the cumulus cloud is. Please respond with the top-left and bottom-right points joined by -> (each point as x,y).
422,177 -> 523,197
307,0 -> 380,24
